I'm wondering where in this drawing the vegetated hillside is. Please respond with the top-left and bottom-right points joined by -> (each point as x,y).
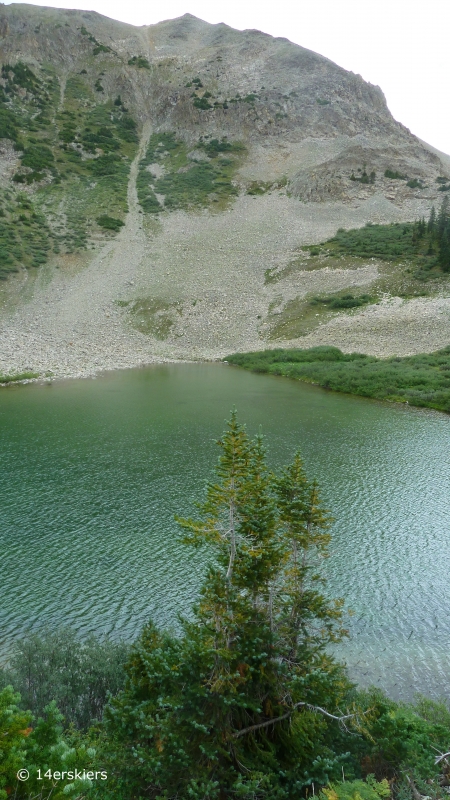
0,5 -> 450,380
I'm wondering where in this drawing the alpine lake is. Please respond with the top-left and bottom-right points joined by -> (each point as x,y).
1,363 -> 449,701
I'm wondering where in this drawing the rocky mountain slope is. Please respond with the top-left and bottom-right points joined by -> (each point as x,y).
1,4 -> 449,379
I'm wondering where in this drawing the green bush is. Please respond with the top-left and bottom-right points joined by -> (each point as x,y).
384,169 -> 406,180
0,628 -> 129,730
0,107 -> 20,143
114,114 -> 138,143
87,154 -> 122,176
310,293 -> 372,309
328,223 -> 418,260
128,55 -> 150,68
1,61 -> 40,92
93,44 -> 111,55
0,371 -> 39,382
193,95 -> 213,110
96,215 -> 124,231
21,144 -> 54,171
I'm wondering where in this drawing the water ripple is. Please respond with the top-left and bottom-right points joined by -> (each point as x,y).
1,364 -> 449,700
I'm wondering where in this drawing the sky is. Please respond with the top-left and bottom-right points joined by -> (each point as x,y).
6,0 -> 450,155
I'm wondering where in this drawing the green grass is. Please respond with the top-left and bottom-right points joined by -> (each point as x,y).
310,292 -> 373,309
264,288 -> 378,341
0,371 -> 39,383
225,346 -> 450,414
126,297 -> 183,339
137,133 -> 244,213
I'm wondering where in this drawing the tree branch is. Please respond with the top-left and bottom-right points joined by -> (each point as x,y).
232,702 -> 357,738
435,751 -> 450,764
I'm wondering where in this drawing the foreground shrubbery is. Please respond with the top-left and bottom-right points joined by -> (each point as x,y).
2,415 -> 450,798
0,629 -> 129,730
225,346 -> 450,413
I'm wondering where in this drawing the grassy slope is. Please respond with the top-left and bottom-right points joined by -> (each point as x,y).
137,133 -> 244,214
0,56 -> 139,279
225,346 -> 450,413
263,216 -> 450,341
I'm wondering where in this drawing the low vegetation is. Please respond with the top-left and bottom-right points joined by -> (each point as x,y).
0,629 -> 129,730
0,370 -> 39,383
310,292 -> 373,310
127,55 -> 150,68
1,414 -> 450,799
225,346 -> 450,413
0,190 -> 53,278
0,60 -> 138,275
137,132 -> 244,213
96,214 -> 124,231
319,201 -> 450,278
126,296 -> 182,338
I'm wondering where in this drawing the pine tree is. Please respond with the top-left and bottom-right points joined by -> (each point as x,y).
437,196 -> 449,241
102,414 -> 352,799
439,228 -> 450,272
427,205 -> 436,234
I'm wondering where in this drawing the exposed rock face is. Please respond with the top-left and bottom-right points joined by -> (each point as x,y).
0,5 -> 447,199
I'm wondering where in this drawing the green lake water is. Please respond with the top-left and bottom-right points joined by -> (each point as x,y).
1,363 -> 450,700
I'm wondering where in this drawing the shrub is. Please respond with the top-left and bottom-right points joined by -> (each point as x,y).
384,169 -> 406,180
96,214 -> 124,231
193,95 -> 213,110
0,628 -> 129,729
93,44 -> 111,55
87,154 -> 122,176
21,144 -> 54,171
100,413 -> 351,796
0,107 -> 20,143
310,293 -> 373,309
128,55 -> 150,68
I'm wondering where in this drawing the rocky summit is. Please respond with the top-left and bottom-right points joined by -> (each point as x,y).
1,4 -> 450,380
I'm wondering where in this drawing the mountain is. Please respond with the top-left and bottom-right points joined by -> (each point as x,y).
1,4 -> 449,380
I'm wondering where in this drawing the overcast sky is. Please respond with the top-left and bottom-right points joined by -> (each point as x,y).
6,0 -> 450,155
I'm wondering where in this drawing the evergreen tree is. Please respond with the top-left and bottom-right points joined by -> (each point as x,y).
417,217 -> 426,238
101,414 -> 352,799
439,228 -> 450,272
437,196 -> 449,239
427,205 -> 436,234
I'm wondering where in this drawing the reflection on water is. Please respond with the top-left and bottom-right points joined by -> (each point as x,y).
1,363 -> 449,700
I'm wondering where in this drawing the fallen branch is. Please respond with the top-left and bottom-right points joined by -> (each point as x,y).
232,702 -> 357,739
435,751 -> 450,764
405,774 -> 430,800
